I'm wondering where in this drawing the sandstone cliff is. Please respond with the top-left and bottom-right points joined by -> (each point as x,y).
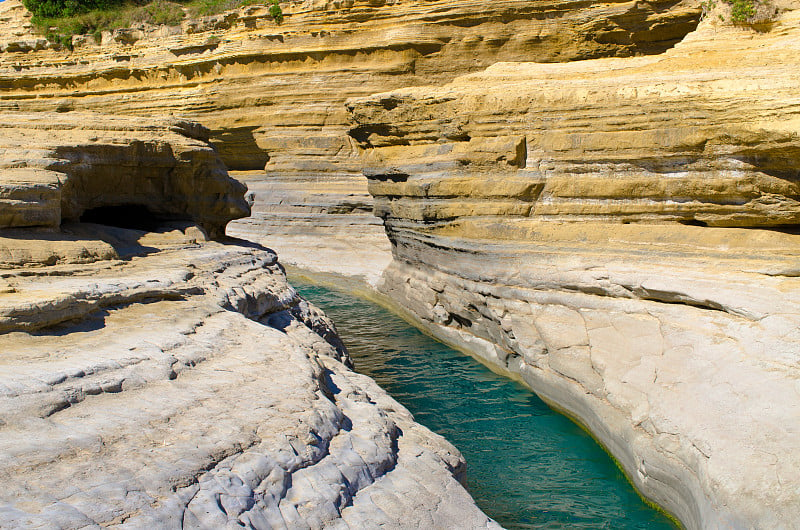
0,112 -> 250,238
0,113 -> 499,528
347,5 -> 800,529
0,0 -> 701,276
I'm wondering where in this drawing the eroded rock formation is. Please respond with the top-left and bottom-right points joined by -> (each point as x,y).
0,112 -> 249,238
347,6 -> 800,529
0,0 -> 701,275
0,114 -> 498,528
0,230 -> 499,528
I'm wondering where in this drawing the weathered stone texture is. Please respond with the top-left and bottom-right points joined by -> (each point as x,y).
347,6 -> 800,529
348,13 -> 800,228
0,107 -> 498,527
0,229 -> 499,528
0,0 -> 702,166
0,0 -> 48,53
0,113 -> 249,237
0,0 -> 701,274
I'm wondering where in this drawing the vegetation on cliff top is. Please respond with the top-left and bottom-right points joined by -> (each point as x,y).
23,0 -> 282,49
701,0 -> 778,25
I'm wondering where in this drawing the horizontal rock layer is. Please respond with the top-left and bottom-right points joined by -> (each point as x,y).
0,112 -> 249,237
226,170 -> 392,285
0,0 -> 700,272
347,7 -> 800,530
0,0 -> 702,168
0,227 -> 499,528
348,12 -> 800,228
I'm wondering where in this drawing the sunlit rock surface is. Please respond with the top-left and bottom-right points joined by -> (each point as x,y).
0,112 -> 249,238
0,114 -> 498,528
0,0 -> 701,275
347,6 -> 800,529
0,231 -> 498,528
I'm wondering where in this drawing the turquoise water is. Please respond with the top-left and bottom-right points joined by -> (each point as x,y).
292,278 -> 676,529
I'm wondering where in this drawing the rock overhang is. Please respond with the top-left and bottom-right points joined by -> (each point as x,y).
0,112 -> 250,239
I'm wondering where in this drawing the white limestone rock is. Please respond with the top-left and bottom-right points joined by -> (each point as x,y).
0,228 -> 499,529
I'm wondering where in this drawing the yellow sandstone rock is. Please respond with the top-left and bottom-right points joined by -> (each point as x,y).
347,4 -> 800,529
0,0 -> 702,275
0,112 -> 250,239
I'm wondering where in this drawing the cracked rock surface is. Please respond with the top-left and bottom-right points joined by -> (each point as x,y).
346,6 -> 800,529
0,227 -> 499,529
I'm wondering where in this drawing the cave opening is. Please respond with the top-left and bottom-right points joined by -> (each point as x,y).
79,204 -> 165,232
679,219 -> 708,227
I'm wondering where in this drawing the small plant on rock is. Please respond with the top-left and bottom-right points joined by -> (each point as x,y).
269,0 -> 283,24
700,0 -> 716,19
721,0 -> 778,25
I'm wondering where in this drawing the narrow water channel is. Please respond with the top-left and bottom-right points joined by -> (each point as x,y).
291,277 -> 676,529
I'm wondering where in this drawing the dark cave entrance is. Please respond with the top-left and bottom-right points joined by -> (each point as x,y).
79,204 -> 165,232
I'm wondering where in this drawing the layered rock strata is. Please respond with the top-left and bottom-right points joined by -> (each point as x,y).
0,0 -> 702,165
0,112 -> 249,237
0,114 -> 498,527
0,0 -> 701,274
347,7 -> 800,529
0,0 -> 47,53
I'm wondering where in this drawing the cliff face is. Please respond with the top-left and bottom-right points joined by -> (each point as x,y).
0,114 -> 499,528
0,112 -> 250,238
347,7 -> 800,529
0,0 -> 701,167
0,0 -> 701,275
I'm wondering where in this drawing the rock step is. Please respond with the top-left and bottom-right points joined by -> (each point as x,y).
0,236 -> 498,528
0,168 -> 61,228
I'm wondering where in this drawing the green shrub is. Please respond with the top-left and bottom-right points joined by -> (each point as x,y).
28,0 -> 283,48
22,0 -> 122,19
31,1 -> 185,48
725,0 -> 756,21
189,0 -> 239,16
721,0 -> 778,24
143,0 -> 185,25
269,0 -> 282,24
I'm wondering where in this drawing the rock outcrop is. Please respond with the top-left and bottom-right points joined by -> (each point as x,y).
0,112 -> 250,238
346,6 -> 800,529
0,114 -> 499,528
0,230 -> 499,528
0,0 -> 48,53
0,0 -> 702,275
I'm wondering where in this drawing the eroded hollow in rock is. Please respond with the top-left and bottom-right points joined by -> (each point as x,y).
79,204 -> 165,231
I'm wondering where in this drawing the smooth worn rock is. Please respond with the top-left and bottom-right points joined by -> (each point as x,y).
347,5 -> 800,529
226,170 -> 392,286
0,112 -> 249,237
0,227 -> 500,529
